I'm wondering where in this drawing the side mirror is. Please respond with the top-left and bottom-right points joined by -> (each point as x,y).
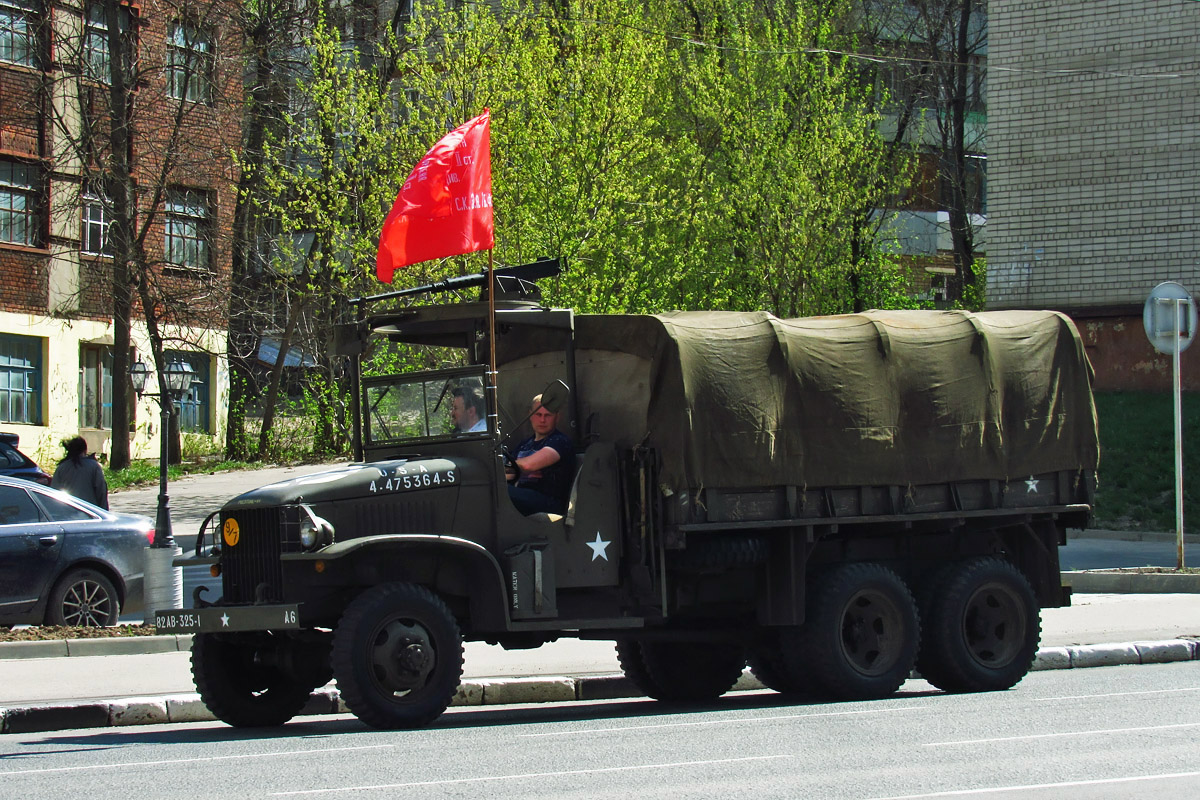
538,380 -> 570,414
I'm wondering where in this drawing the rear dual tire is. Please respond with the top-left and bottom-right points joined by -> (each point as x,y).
616,639 -> 745,702
781,562 -> 920,701
916,557 -> 1040,693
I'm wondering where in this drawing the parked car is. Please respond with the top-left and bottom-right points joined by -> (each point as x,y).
0,432 -> 51,486
0,476 -> 152,627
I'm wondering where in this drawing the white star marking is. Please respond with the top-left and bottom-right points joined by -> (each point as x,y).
587,532 -> 611,562
220,612 -> 230,627
1026,476 -> 1039,493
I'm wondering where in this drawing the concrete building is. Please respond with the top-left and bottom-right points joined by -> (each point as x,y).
0,0 -> 238,465
988,0 -> 1200,390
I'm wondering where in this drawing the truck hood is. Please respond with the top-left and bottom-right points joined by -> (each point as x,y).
222,458 -> 468,509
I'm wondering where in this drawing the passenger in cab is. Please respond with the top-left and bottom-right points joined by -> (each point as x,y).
506,394 -> 575,515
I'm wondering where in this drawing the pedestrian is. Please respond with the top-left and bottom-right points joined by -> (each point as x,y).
51,436 -> 109,510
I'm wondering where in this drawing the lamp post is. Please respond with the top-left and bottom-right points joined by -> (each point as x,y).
131,358 -> 196,622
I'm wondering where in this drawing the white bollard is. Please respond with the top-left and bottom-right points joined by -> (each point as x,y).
143,546 -> 183,625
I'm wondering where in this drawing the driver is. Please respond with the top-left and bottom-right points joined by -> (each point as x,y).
507,394 -> 575,515
450,386 -> 487,433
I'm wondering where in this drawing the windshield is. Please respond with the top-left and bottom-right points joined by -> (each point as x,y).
364,368 -> 489,446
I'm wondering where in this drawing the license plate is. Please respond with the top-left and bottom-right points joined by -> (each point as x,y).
155,604 -> 301,634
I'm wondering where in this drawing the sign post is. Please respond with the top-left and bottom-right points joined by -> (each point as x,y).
1143,282 -> 1197,569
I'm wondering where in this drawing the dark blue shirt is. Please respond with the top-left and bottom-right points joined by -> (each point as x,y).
514,430 -> 576,509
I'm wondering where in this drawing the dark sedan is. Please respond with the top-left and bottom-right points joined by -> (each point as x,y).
0,476 -> 152,627
0,432 -> 51,486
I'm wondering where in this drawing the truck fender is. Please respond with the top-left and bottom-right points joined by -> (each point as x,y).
283,534 -> 510,631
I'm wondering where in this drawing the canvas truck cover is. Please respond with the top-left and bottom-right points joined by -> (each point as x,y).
546,309 -> 1099,492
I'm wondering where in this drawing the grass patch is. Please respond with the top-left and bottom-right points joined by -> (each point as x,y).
105,458 -> 268,491
1093,391 -> 1199,531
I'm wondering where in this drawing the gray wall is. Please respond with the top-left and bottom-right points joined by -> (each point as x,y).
988,0 -> 1200,312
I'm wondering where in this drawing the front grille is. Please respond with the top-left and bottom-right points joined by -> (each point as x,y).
221,506 -> 299,604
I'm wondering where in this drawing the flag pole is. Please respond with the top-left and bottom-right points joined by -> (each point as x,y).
487,249 -> 498,433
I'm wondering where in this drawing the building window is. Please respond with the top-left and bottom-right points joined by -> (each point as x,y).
0,0 -> 38,67
164,188 -> 211,270
166,22 -> 213,103
84,2 -> 133,84
166,350 -> 210,433
81,183 -> 111,255
0,159 -> 40,247
0,334 -> 41,424
78,344 -> 113,429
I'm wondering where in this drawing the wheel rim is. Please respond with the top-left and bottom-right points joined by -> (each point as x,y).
366,616 -> 438,700
962,581 -> 1027,668
839,588 -> 905,677
61,579 -> 112,627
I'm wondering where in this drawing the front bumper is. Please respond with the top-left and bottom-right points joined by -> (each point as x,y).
154,603 -> 301,634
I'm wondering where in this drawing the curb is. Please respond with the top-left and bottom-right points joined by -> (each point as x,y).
0,635 -> 193,660
1063,570 -> 1200,594
1067,528 -> 1200,545
2,638 -> 1197,735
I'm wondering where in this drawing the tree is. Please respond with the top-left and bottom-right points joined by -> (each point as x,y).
856,0 -> 988,306
41,0 -> 241,467
238,0 -> 917,453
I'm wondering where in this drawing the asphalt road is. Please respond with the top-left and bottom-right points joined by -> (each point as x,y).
0,662 -> 1196,799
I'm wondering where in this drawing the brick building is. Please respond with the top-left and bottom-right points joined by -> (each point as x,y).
0,0 -> 239,464
988,0 -> 1200,391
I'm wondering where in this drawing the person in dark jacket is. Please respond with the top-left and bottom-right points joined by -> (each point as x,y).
506,394 -> 575,515
51,437 -> 108,509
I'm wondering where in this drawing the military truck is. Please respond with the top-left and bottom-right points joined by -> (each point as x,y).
156,258 -> 1099,729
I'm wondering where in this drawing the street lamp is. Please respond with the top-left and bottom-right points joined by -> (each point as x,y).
132,358 -> 196,622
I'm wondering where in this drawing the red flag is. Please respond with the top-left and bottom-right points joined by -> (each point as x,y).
376,109 -> 494,283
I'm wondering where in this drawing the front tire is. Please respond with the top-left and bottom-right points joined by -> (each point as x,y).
192,633 -> 315,728
916,557 -> 1040,693
332,582 -> 463,729
45,568 -> 119,627
785,562 -> 919,700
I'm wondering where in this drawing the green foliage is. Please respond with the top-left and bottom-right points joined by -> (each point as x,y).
104,458 -> 258,490
962,257 -> 987,311
180,433 -> 222,460
1092,392 -> 1199,531
234,1 -> 925,461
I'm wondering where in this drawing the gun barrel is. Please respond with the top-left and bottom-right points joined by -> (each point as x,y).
351,257 -> 562,307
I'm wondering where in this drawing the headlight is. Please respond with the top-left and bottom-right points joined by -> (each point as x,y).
298,505 -> 335,551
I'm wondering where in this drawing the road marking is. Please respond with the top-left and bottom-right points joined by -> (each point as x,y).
520,705 -> 927,737
865,770 -> 1200,799
267,755 -> 793,796
1040,686 -> 1200,702
0,744 -> 396,777
926,720 -> 1200,746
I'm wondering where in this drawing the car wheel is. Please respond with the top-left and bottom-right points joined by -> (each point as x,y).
192,632 -> 315,728
45,568 -> 119,627
332,582 -> 463,729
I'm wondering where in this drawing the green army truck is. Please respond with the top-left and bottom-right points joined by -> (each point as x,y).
156,259 -> 1099,729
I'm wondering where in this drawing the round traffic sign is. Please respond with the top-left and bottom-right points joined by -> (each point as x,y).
1143,282 -> 1196,355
